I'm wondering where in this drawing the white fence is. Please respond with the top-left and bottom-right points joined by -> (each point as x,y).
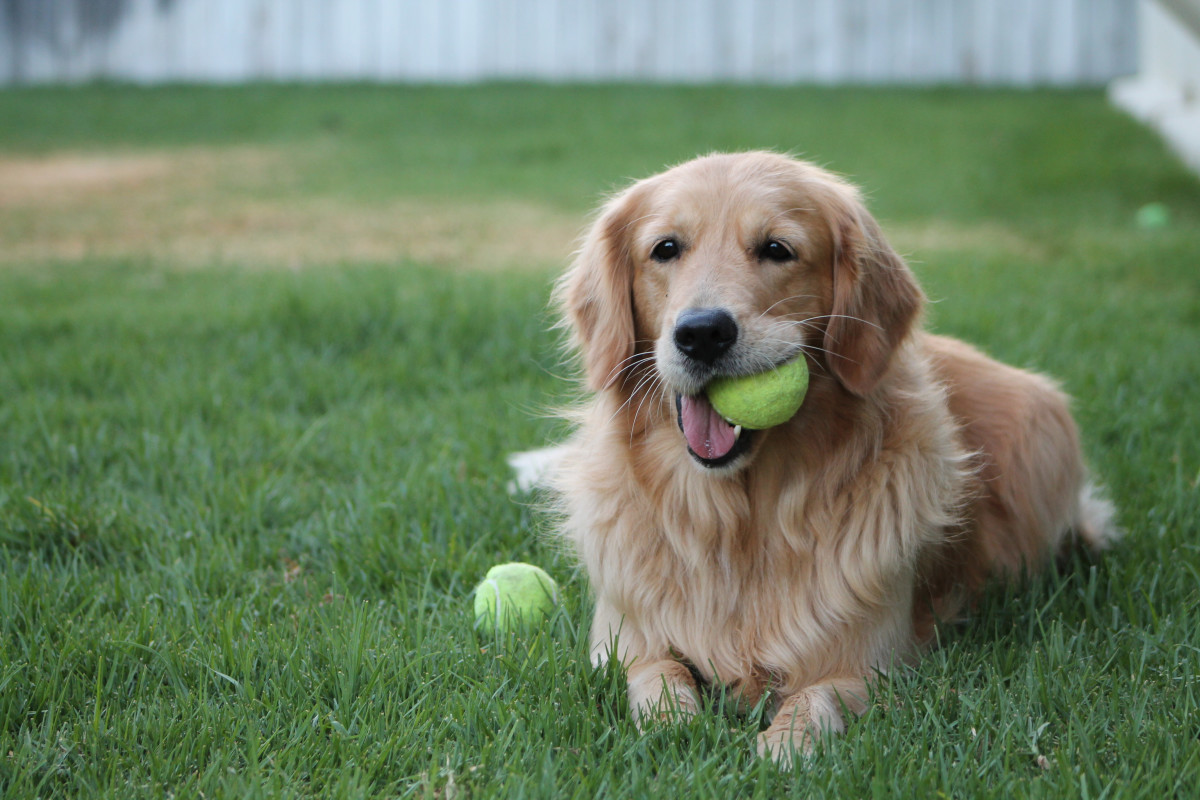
1110,0 -> 1200,171
0,0 -> 1137,86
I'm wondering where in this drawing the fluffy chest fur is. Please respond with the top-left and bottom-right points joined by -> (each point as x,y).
556,348 -> 969,695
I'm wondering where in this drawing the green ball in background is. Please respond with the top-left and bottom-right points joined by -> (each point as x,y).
1135,202 -> 1171,230
707,357 -> 810,430
473,562 -> 559,633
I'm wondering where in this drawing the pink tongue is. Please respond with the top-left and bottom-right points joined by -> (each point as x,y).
680,394 -> 737,461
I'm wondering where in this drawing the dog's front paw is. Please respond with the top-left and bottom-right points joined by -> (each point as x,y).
631,684 -> 701,731
627,659 -> 701,731
756,723 -> 818,769
756,682 -> 859,768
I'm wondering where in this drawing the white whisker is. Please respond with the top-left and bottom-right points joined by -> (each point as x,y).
802,313 -> 883,331
603,353 -> 658,427
600,344 -> 658,387
757,294 -> 820,319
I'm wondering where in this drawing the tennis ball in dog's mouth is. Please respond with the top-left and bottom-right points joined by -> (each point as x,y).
707,357 -> 810,430
473,562 -> 559,633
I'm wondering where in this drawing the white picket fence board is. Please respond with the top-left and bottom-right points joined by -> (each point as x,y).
0,0 -> 1138,86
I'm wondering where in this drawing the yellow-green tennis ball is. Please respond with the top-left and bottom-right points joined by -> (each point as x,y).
473,562 -> 559,633
707,357 -> 809,430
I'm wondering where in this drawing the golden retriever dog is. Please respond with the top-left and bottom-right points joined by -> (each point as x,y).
550,151 -> 1117,765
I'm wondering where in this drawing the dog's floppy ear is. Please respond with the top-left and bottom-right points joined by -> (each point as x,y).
555,183 -> 647,391
823,200 -> 924,397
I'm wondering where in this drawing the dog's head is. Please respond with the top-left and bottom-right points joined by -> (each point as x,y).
558,151 -> 923,471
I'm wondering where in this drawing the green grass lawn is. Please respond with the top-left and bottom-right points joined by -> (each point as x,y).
1,84 -> 1198,798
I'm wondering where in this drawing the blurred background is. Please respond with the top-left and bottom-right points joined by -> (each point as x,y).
4,0 -> 1196,168
0,0 -> 1145,86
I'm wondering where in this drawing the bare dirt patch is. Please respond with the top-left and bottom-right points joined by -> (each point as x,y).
0,154 -> 174,206
0,148 -> 581,271
0,147 -> 1038,273
0,148 -> 278,208
886,220 -> 1045,263
138,196 -> 584,270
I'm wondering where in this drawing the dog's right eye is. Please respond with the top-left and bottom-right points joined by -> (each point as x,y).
651,239 -> 681,262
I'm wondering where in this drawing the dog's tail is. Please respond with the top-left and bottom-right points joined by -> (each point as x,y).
506,445 -> 569,495
1073,480 -> 1122,552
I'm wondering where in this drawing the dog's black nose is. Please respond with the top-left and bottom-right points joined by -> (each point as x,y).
674,308 -> 738,365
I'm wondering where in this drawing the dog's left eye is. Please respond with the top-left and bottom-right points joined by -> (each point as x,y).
760,240 -> 793,262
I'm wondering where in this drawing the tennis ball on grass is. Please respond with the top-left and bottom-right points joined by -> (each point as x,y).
1135,202 -> 1170,230
473,562 -> 559,633
707,357 -> 810,430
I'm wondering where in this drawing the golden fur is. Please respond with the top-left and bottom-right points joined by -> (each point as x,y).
552,151 -> 1116,765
